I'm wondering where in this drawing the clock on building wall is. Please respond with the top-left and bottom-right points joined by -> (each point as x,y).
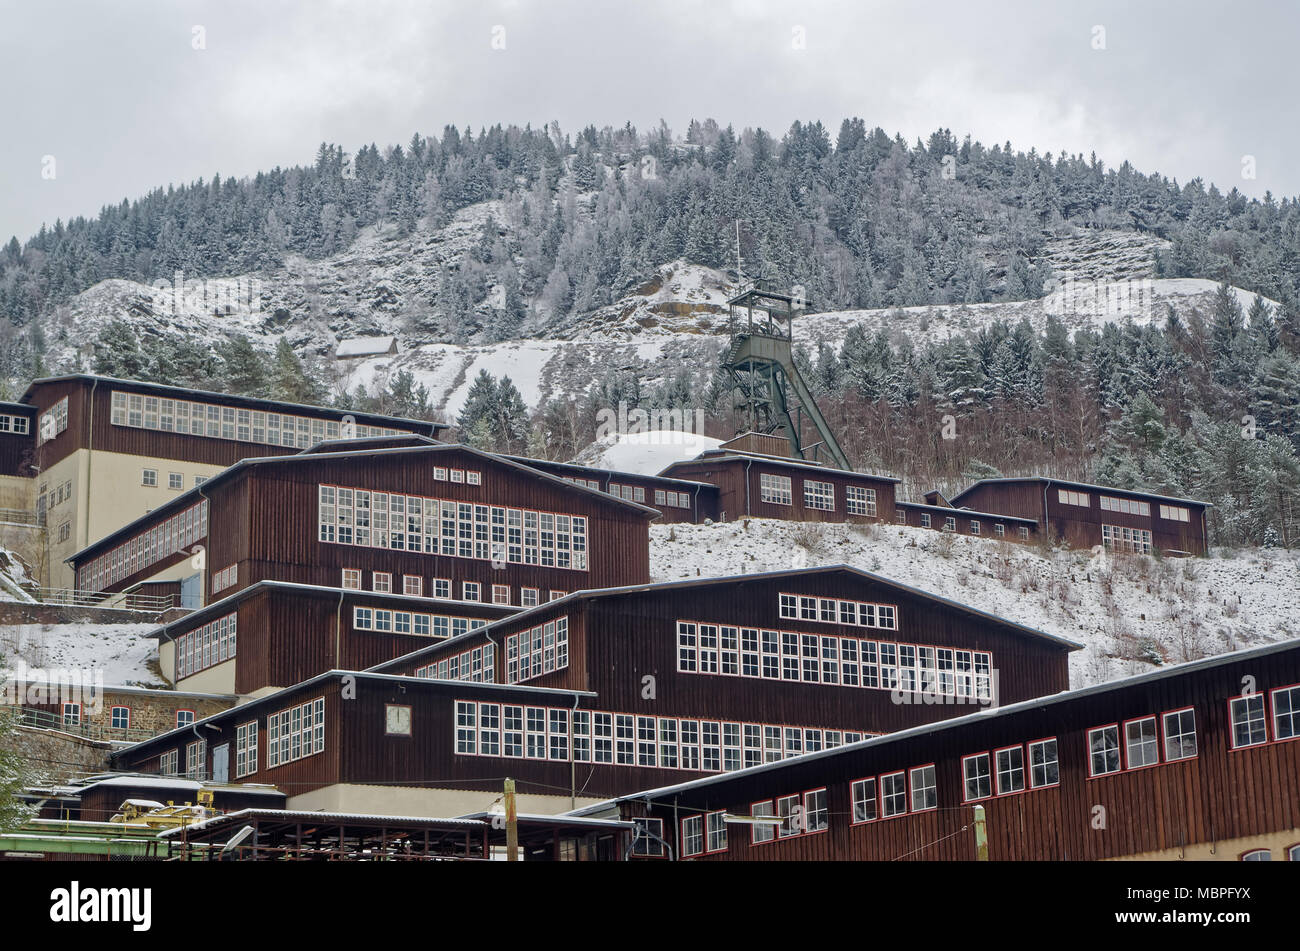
385,703 -> 411,736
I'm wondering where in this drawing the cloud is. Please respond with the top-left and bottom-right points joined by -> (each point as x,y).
1,0 -> 1296,242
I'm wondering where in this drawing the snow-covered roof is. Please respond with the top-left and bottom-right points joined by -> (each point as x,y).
952,477 -> 1211,508
156,808 -> 486,838
662,450 -> 902,483
335,335 -> 398,358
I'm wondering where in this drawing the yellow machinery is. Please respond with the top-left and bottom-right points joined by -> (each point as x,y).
110,789 -> 215,829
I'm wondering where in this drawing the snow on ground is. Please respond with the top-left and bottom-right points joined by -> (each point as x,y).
577,431 -> 723,474
0,622 -> 165,687
649,519 -> 1300,690
0,550 -> 37,602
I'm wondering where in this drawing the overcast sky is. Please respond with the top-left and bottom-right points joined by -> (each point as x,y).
2,0 -> 1296,242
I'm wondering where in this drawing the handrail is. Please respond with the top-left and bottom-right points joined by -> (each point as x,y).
27,587 -> 178,613
15,707 -> 161,743
0,507 -> 43,527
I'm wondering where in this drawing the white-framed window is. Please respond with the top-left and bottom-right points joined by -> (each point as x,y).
1162,708 -> 1198,761
705,810 -> 728,853
176,709 -> 195,728
168,472 -> 183,490
492,584 -> 510,605
894,509 -> 907,524
920,513 -> 931,528
803,480 -> 835,511
159,749 -> 179,776
186,739 -> 206,780
760,473 -> 793,505
963,752 -> 991,801
880,771 -> 907,817
1028,738 -> 1059,788
142,468 -> 158,487
463,582 -> 481,601
804,787 -> 829,832
372,572 -> 392,593
521,587 -> 539,607
751,800 -> 777,843
681,815 -> 704,857
194,475 -> 206,487
1018,526 -> 1030,539
943,516 -> 956,532
235,721 -> 258,777
909,765 -> 937,812
851,777 -> 877,823
1240,849 -> 1271,862
403,575 -> 423,596
62,702 -> 81,726
846,485 -> 876,516
995,745 -> 1024,795
994,523 -> 1005,537
631,818 -> 665,857
1124,716 -> 1159,768
1272,684 -> 1300,742
1092,722 -> 1123,774
110,706 -> 130,730
1100,495 -> 1151,516
1159,503 -> 1191,522
432,578 -> 451,599
341,569 -> 361,589
1058,488 -> 1090,507
37,397 -> 68,444
969,520 -> 980,536
1102,524 -> 1153,554
1230,694 -> 1268,749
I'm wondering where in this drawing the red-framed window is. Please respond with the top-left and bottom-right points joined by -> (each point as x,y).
909,765 -> 937,812
850,777 -> 878,824
1161,707 -> 1198,761
1271,684 -> 1300,742
962,752 -> 992,801
1027,738 -> 1060,789
1122,716 -> 1160,769
681,815 -> 704,857
994,744 -> 1025,795
1229,694 -> 1268,749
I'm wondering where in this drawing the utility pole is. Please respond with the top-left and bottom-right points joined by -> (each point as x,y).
504,778 -> 519,861
973,804 -> 988,861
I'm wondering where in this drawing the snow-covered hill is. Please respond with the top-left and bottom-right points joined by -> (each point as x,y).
649,519 -> 1300,690
30,218 -> 1279,418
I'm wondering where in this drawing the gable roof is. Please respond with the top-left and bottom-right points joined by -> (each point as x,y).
951,477 -> 1211,509
335,335 -> 397,358
68,442 -> 660,564
567,635 -> 1300,816
21,373 -> 445,433
660,451 -> 901,483
369,564 -> 1081,674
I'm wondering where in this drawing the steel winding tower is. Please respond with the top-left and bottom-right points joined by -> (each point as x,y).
722,284 -> 851,469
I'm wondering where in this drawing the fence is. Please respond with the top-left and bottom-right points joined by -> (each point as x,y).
15,706 -> 159,743
29,586 -> 179,614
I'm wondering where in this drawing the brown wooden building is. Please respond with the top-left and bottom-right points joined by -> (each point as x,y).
893,500 -> 1040,543
68,443 -> 657,612
372,565 -> 1078,741
949,478 -> 1211,556
499,454 -> 721,524
108,566 -> 1079,817
660,450 -> 899,524
153,580 -> 517,696
570,638 -> 1300,861
6,374 -> 447,589
109,672 -> 614,815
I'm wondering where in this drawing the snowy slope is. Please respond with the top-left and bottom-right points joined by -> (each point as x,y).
0,621 -> 165,687
27,221 -> 1280,416
649,520 -> 1300,690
